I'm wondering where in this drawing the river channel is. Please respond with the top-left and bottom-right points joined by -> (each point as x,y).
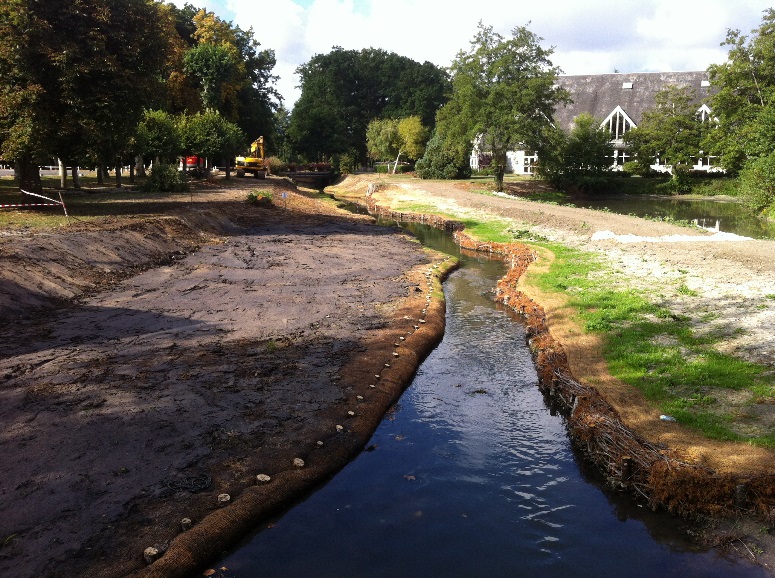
215,222 -> 767,577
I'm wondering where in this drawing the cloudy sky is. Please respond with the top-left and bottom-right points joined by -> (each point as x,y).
179,0 -> 772,108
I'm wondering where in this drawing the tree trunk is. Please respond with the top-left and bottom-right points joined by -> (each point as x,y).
392,150 -> 402,174
17,160 -> 42,193
71,166 -> 81,190
115,162 -> 122,188
96,164 -> 104,185
135,154 -> 146,178
129,162 -> 135,184
493,150 -> 507,192
58,159 -> 67,189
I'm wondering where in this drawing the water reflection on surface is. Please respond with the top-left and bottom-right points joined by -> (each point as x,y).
554,195 -> 775,239
216,223 -> 767,577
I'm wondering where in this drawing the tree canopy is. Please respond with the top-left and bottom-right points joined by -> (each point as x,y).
435,23 -> 570,191
0,1 -> 279,190
288,48 -> 449,163
0,0 -> 170,188
366,116 -> 429,172
538,113 -> 614,193
624,85 -> 708,177
707,8 -> 775,174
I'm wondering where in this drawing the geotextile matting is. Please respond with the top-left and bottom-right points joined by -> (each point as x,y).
132,260 -> 454,577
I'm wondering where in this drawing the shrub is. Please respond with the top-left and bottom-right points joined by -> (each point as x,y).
141,163 -> 188,192
739,152 -> 775,214
246,190 -> 273,207
338,151 -> 357,175
415,130 -> 470,179
265,156 -> 287,174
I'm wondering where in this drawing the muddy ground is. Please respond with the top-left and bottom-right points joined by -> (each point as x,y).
0,179 -> 447,577
2,173 -> 775,576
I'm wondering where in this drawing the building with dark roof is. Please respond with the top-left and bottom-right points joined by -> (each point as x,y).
471,71 -> 716,175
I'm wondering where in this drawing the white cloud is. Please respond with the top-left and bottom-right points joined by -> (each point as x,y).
192,0 -> 771,107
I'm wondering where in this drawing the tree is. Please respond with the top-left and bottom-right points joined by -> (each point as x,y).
415,129 -> 471,180
0,0 -> 172,191
184,43 -> 236,111
366,119 -> 401,164
739,152 -> 775,216
436,23 -> 570,192
289,48 -> 449,163
366,116 -> 429,173
180,110 -> 245,178
706,9 -> 775,173
538,113 -> 613,193
624,85 -> 707,183
136,109 -> 182,165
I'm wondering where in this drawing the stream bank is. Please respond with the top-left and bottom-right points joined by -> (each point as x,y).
329,174 -> 775,571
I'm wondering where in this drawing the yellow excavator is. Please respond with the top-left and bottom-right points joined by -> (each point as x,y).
235,136 -> 267,179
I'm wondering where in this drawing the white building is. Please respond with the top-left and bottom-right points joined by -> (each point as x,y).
470,71 -> 717,175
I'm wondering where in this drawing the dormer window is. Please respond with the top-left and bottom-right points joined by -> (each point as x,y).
697,103 -> 713,123
701,80 -> 710,88
601,106 -> 635,140
622,82 -> 633,89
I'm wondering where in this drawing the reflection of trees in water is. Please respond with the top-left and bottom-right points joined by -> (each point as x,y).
565,196 -> 775,238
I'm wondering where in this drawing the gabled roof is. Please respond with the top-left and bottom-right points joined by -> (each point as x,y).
553,71 -> 713,131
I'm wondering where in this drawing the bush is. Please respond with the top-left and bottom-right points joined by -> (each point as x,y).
739,153 -> 775,214
621,160 -> 666,178
265,156 -> 287,174
338,151 -> 357,175
141,163 -> 188,192
246,190 -> 273,207
415,130 -> 470,179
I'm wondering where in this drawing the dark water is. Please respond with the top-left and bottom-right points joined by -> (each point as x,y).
555,195 -> 775,239
214,222 -> 767,577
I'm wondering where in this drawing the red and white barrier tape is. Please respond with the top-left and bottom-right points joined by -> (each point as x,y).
1,189 -> 70,221
0,202 -> 59,208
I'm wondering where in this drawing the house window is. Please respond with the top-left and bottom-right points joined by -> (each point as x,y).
697,104 -> 713,123
605,108 -> 633,140
523,152 -> 537,174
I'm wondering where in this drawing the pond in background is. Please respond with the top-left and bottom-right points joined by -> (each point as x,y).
213,222 -> 767,578
552,195 -> 775,239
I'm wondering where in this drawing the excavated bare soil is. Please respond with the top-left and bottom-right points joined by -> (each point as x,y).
0,179 -> 448,577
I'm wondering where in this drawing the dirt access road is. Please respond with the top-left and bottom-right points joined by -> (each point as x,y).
0,179 -> 447,577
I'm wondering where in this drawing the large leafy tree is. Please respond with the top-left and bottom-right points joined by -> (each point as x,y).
184,43 -> 236,111
624,85 -> 707,178
366,116 -> 429,173
707,9 -> 775,174
289,48 -> 449,162
436,23 -> 570,191
0,0 -> 171,191
539,113 -> 613,193
185,9 -> 280,144
180,110 -> 245,178
136,109 -> 182,165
